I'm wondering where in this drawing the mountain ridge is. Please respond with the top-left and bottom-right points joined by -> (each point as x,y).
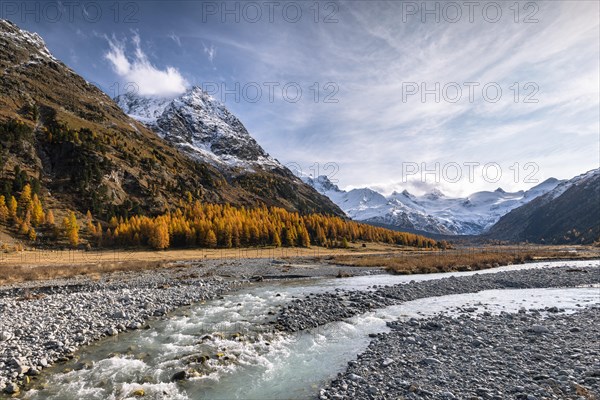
486,169 -> 600,244
116,88 -> 281,170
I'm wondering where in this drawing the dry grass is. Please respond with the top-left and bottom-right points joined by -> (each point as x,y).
1,244 -> 597,285
0,260 -> 167,285
0,242 -> 399,285
331,247 -> 599,275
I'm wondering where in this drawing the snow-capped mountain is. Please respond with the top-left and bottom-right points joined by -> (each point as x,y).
300,173 -> 563,235
116,88 -> 280,170
115,86 -> 343,216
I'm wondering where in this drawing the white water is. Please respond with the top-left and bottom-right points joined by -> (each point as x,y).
23,260 -> 599,400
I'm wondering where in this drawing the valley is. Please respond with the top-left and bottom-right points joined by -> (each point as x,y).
0,4 -> 599,400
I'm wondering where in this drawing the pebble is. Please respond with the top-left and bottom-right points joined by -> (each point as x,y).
381,358 -> 394,367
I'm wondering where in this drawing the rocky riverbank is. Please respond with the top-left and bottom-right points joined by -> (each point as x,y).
0,273 -> 236,395
0,257 -> 380,395
275,265 -> 600,332
320,306 -> 600,399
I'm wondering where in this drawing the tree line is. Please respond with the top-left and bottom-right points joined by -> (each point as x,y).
0,191 -> 439,250
102,201 -> 438,250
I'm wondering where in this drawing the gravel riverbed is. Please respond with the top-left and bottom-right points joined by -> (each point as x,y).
0,259 -> 598,397
320,306 -> 600,400
0,272 -> 236,395
275,266 -> 600,332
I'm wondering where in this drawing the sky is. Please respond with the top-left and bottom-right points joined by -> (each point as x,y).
7,0 -> 600,197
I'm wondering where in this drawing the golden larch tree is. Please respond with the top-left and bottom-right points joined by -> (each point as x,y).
149,220 -> 169,250
8,196 -> 18,222
62,211 -> 80,247
46,209 -> 55,225
0,195 -> 8,222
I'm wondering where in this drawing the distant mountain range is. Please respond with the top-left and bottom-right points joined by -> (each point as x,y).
300,173 -> 564,236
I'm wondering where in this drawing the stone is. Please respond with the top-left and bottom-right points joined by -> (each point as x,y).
381,358 -> 394,367
105,327 -> 118,336
128,322 -> 142,330
347,373 -> 363,382
529,325 -> 550,334
420,357 -> 442,365
440,391 -> 456,399
3,382 -> 19,394
171,370 -> 187,381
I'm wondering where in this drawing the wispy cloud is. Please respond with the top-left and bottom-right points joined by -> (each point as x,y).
168,32 -> 181,47
104,32 -> 188,97
203,42 -> 216,63
232,1 -> 599,194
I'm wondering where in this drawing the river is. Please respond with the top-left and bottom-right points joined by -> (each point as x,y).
22,260 -> 599,400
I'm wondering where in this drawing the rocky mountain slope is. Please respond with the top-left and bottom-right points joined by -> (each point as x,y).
0,19 -> 342,222
301,173 -> 562,235
486,169 -> 600,244
116,88 -> 280,170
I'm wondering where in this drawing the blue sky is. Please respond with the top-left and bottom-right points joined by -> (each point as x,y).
9,0 -> 600,196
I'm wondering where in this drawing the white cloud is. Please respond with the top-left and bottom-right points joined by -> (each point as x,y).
104,33 -> 188,97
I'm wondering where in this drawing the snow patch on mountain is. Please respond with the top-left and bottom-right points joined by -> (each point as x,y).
300,174 -> 563,235
116,87 -> 281,170
0,19 -> 56,63
116,94 -> 171,126
542,168 -> 600,201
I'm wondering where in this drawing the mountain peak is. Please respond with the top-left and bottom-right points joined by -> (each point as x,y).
424,188 -> 445,199
188,85 -> 210,97
391,189 -> 414,199
116,87 -> 280,170
308,175 -> 341,194
0,19 -> 56,62
541,177 -> 559,184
